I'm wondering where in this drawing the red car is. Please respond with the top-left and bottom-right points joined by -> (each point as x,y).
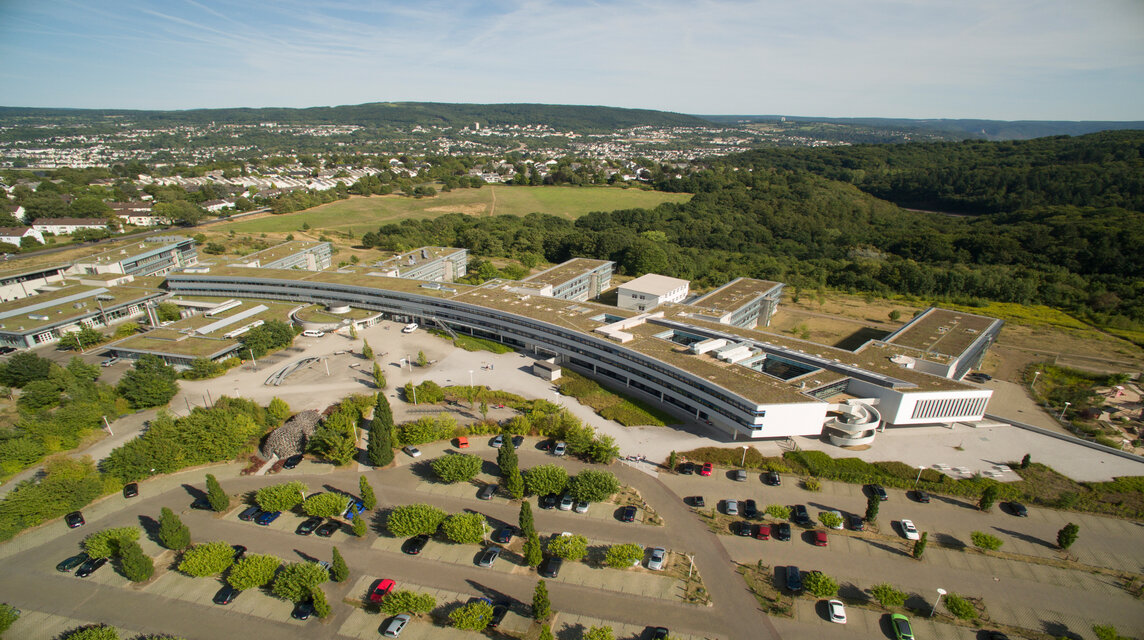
755,524 -> 771,540
814,530 -> 828,547
369,578 -> 396,603
699,463 -> 713,476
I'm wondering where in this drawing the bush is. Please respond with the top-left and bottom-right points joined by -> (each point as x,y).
532,580 -> 551,619
179,541 -> 235,577
802,477 -> 822,491
1057,522 -> 1079,549
971,531 -> 1003,551
158,507 -> 191,550
60,624 -> 120,640
570,469 -> 620,502
228,554 -> 281,590
584,626 -> 615,640
119,539 -> 154,582
360,476 -> 377,510
1093,624 -> 1127,640
83,526 -> 141,559
523,531 -> 543,567
302,492 -> 351,518
0,603 -> 19,635
441,512 -> 488,544
870,583 -> 907,607
205,474 -> 229,512
605,543 -> 644,568
524,464 -> 569,496
352,514 -> 368,537
116,354 -> 178,409
0,457 -> 105,542
255,481 -> 308,512
394,413 -> 455,445
431,454 -> 482,483
943,593 -> 977,620
310,585 -> 331,618
818,511 -> 842,529
386,504 -> 447,537
765,505 -> 791,520
449,600 -> 494,630
272,562 -> 329,602
380,590 -> 436,615
803,571 -> 839,598
546,533 -> 588,561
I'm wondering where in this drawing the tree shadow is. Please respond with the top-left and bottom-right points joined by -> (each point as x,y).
407,460 -> 438,483
838,581 -> 869,603
904,593 -> 930,614
556,623 -> 586,640
481,459 -> 501,477
856,537 -> 912,559
876,613 -> 896,639
935,532 -> 967,550
293,549 -> 320,564
584,544 -> 610,568
372,509 -> 391,536
992,526 -> 1054,549
137,515 -> 161,545
932,494 -> 978,510
1042,620 -> 1082,639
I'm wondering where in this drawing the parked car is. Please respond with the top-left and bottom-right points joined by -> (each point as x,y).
401,323 -> 418,333
489,601 -> 511,628
825,509 -> 844,529
574,500 -> 589,514
540,555 -> 563,578
785,566 -> 802,592
899,519 -> 920,540
56,552 -> 90,573
813,530 -> 829,546
724,499 -> 739,515
848,514 -> 865,531
231,545 -> 247,561
369,578 -> 396,603
734,521 -> 753,537
402,446 -> 421,458
101,357 -> 119,367
296,516 -> 323,536
238,505 -> 262,521
891,613 -> 915,639
791,504 -> 810,525
868,484 -> 889,501
512,435 -> 524,448
477,546 -> 501,567
492,526 -> 516,544
827,599 -> 847,623
678,462 -> 695,475
283,454 -> 304,469
764,471 -> 781,486
620,506 -> 638,522
75,556 -> 108,578
255,510 -> 281,526
775,522 -> 792,541
912,490 -> 931,503
315,520 -> 340,537
755,524 -> 771,540
477,484 -> 497,501
651,628 -> 670,640
558,492 -> 575,511
732,469 -> 747,482
1007,502 -> 1029,517
647,547 -> 666,570
699,462 -> 713,476
190,496 -> 212,510
344,498 -> 366,520
456,436 -> 469,448
687,495 -> 705,508
540,494 -> 559,510
65,511 -> 86,528
214,585 -> 240,605
403,534 -> 430,555
122,483 -> 138,498
552,441 -> 567,456
291,599 -> 315,620
381,613 -> 410,637
301,329 -> 325,338
491,434 -> 504,448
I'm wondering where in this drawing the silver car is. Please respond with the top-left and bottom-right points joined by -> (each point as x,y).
647,547 -> 666,571
382,613 -> 410,637
558,493 -> 575,511
725,499 -> 739,516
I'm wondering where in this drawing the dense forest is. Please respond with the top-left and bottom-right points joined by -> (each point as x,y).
361,131 -> 1144,336
699,115 -> 1144,141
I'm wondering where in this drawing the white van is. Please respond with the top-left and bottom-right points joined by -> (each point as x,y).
401,323 -> 418,334
301,330 -> 324,338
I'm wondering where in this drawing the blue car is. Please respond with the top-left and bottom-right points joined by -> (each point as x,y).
255,510 -> 281,526
344,498 -> 366,520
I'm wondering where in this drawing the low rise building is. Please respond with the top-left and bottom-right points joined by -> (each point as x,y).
617,273 -> 690,312
32,218 -> 110,235
0,227 -> 45,246
518,258 -> 614,301
70,236 -> 197,278
228,240 -> 332,271
685,277 -> 785,329
0,280 -> 164,349
372,247 -> 468,282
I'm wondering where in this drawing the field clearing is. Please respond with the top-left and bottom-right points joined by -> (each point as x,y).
218,186 -> 692,235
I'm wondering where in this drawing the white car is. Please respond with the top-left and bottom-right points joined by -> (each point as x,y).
402,323 -> 418,333
900,519 -> 920,540
827,599 -> 847,623
552,441 -> 567,456
647,547 -> 666,571
301,329 -> 324,337
402,446 -> 422,458
558,493 -> 575,511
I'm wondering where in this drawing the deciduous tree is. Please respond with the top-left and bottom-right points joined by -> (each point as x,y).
272,562 -> 329,602
386,504 -> 447,537
227,554 -> 281,590
158,507 -> 191,550
178,541 -> 235,577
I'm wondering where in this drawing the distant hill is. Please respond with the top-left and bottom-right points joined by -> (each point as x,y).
698,115 -> 1144,141
0,102 -> 708,132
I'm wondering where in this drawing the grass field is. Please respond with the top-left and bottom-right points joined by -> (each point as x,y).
218,185 -> 692,235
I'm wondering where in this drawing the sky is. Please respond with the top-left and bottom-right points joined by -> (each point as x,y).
1,0 -> 1142,120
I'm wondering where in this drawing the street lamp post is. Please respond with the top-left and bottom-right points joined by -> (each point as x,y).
1031,370 -> 1041,390
741,445 -> 749,467
931,588 -> 947,617
1059,401 -> 1071,420
914,465 -> 926,488
469,369 -> 474,389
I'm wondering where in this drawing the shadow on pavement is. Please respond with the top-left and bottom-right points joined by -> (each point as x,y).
992,526 -> 1054,549
137,514 -> 161,545
935,532 -> 967,550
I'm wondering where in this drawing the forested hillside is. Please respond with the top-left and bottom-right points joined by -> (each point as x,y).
363,134 -> 1144,337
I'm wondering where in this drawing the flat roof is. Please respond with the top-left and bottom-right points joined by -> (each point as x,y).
883,308 -> 1002,358
0,263 -> 69,282
619,273 -> 689,296
0,281 -> 163,333
111,328 -> 240,359
687,277 -> 782,315
75,236 -> 190,266
522,258 -> 612,287
231,240 -> 327,266
171,265 -> 473,299
112,297 -> 299,358
374,246 -> 465,270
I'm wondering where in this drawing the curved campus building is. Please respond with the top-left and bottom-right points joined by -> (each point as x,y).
163,258 -> 1000,444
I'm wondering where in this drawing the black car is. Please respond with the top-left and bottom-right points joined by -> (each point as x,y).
848,514 -> 865,531
75,556 -> 108,578
734,521 -> 754,537
620,506 -> 638,522
56,552 -> 90,573
785,566 -> 802,592
0,346 -> 15,355
687,495 -> 705,508
296,516 -> 323,535
678,462 -> 695,475
651,628 -> 670,640
540,555 -> 563,578
1007,502 -> 1028,517
238,505 -> 262,521
743,499 -> 758,518
403,533 -> 430,555
791,504 -> 811,526
512,435 -> 524,448
64,511 -> 86,528
774,522 -> 792,541
291,599 -> 315,620
764,471 -> 781,486
492,526 -> 516,544
231,545 -> 247,561
123,483 -> 139,498
315,520 -> 340,537
912,490 -> 931,503
477,484 -> 497,500
489,601 -> 511,628
213,584 -> 240,605
539,494 -> 559,510
868,484 -> 889,501
191,496 -> 213,510
282,454 -> 304,469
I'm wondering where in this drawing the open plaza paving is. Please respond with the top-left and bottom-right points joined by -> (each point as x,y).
1,319 -> 1143,639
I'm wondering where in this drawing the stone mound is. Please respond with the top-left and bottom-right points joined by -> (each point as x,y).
260,410 -> 321,459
